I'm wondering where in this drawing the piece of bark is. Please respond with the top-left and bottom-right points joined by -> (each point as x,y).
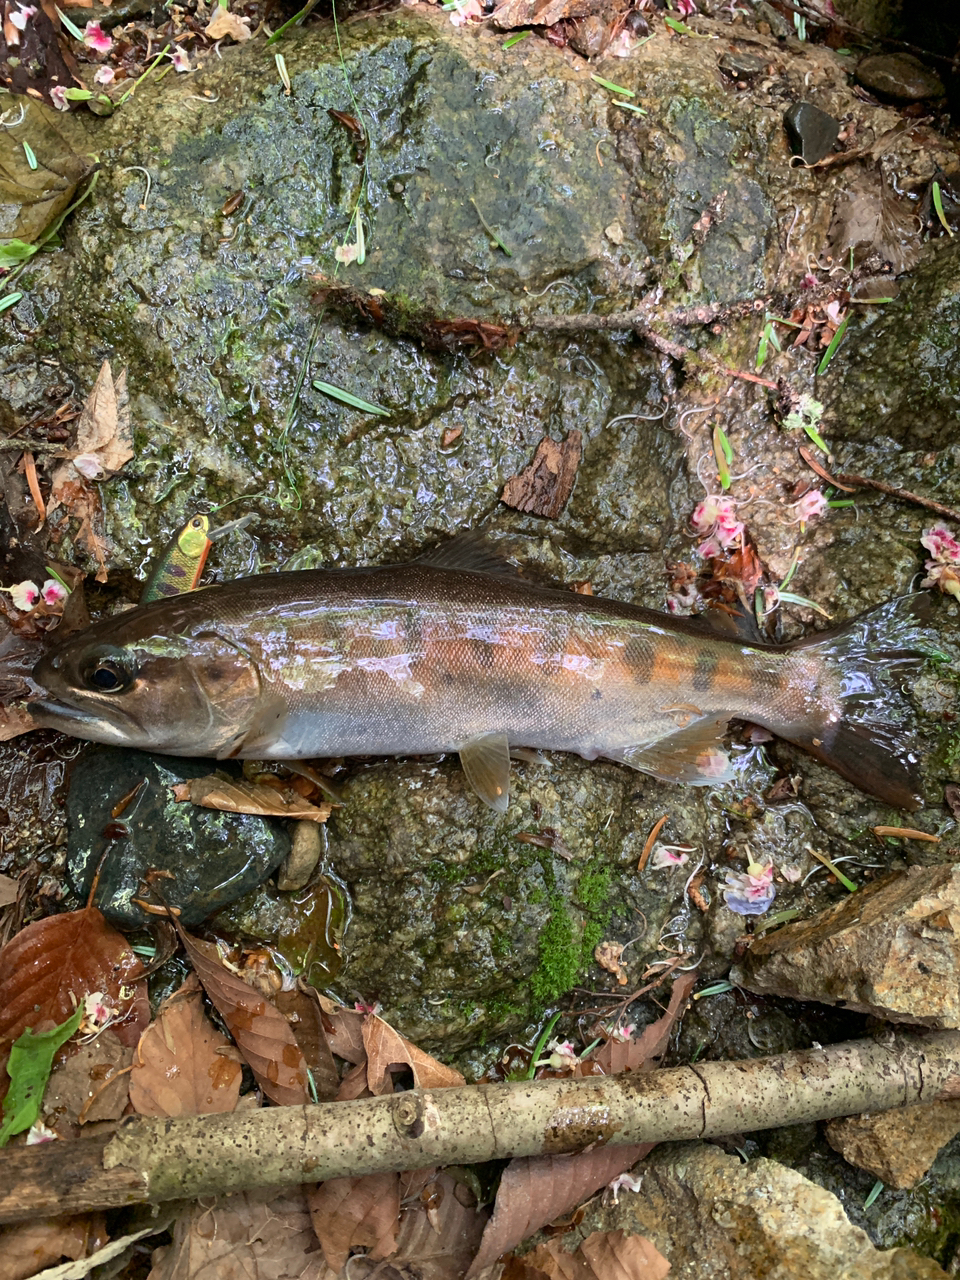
502,431 -> 582,519
2,1030 -> 960,1224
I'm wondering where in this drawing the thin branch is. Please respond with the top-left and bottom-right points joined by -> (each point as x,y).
1,1030 -> 959,1224
799,447 -> 960,523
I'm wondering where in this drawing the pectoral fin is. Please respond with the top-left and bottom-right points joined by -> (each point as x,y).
605,717 -> 734,785
460,732 -> 512,811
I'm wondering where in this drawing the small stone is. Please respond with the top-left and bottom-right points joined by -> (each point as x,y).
783,102 -> 841,165
568,15 -> 609,59
718,51 -> 767,80
826,1100 -> 960,1189
856,53 -> 945,104
277,820 -> 323,891
604,221 -> 624,245
731,865 -> 960,1027
67,747 -> 289,928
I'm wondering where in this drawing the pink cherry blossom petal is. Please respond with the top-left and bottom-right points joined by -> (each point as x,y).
82,20 -> 113,52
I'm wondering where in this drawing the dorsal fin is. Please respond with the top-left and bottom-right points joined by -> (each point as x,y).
415,534 -> 523,581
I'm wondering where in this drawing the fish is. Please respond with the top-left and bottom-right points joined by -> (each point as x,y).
27,539 -> 932,811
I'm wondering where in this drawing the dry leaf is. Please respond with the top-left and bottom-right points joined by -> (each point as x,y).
390,1170 -> 488,1279
130,975 -> 243,1117
307,1173 -> 401,1271
320,999 -> 366,1065
274,987 -> 339,1103
594,941 -> 628,986
0,907 -> 149,1093
148,1188 -> 325,1280
179,930 -> 310,1107
203,6 -> 251,41
171,776 -> 332,824
467,1147 -> 655,1276
43,1036 -> 133,1131
523,1230 -> 670,1279
362,1013 -> 466,1095
502,431 -> 583,519
0,1214 -> 108,1280
0,875 -> 17,908
589,973 -> 696,1076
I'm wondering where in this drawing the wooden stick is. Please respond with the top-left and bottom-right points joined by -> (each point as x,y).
2,1030 -> 959,1224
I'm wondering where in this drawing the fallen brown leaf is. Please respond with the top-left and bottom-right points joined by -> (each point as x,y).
308,1172 -> 401,1271
0,875 -> 17,908
275,987 -> 339,1103
171,776 -> 332,824
0,907 -> 149,1096
588,972 -> 696,1075
523,1230 -> 670,1279
178,930 -> 310,1107
43,1036 -> 133,1133
318,998 -> 366,1065
594,941 -> 628,986
130,975 -> 243,1118
148,1188 -> 324,1280
203,6 -> 251,40
363,1012 -> 466,1095
389,1169 -> 488,1279
0,1213 -> 108,1280
0,705 -> 36,743
502,430 -> 583,519
466,1146 -> 655,1276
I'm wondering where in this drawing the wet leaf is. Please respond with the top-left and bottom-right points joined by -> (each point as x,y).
501,430 -> 583,519
318,998 -> 366,1065
130,975 -> 243,1117
0,706 -> 36,742
307,1172 -> 401,1271
0,1005 -> 82,1145
466,1146 -> 655,1276
827,167 -> 921,275
179,930 -> 310,1107
522,1229 -> 670,1278
274,987 -> 339,1103
0,1213 -> 108,1280
589,972 -> 695,1075
171,776 -> 332,824
43,1035 -> 133,1132
0,906 -> 149,1091
362,1013 -> 466,1095
149,1188 -> 321,1280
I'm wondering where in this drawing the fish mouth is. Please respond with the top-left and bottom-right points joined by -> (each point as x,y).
27,696 -> 135,744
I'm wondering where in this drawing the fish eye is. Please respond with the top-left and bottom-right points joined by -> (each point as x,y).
80,648 -> 137,694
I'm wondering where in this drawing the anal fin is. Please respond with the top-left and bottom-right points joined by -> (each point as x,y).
460,732 -> 512,812
605,717 -> 734,785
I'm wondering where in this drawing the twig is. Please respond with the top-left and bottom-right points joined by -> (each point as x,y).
799,447 -> 960,521
2,1030 -> 959,1222
798,446 -> 856,492
638,814 -> 669,873
20,451 -> 44,527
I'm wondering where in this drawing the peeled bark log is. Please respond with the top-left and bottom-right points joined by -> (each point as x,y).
2,1030 -> 959,1224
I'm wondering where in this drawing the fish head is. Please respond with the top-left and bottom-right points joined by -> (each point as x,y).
29,606 -> 265,757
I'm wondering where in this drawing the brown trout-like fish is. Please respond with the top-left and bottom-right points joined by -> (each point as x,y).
28,542 -> 930,810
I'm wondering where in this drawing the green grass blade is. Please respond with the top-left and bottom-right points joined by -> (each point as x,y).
21,141 -> 37,170
590,74 -> 635,98
612,101 -> 647,115
0,292 -> 23,313
816,314 -> 849,375
503,30 -> 530,47
312,379 -> 390,416
932,180 -> 954,237
778,590 -> 832,619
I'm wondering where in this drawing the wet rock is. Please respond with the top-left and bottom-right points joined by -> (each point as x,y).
731,865 -> 960,1027
826,1102 -> 960,1190
822,240 -> 960,451
856,54 -> 945,103
562,1142 -> 948,1278
783,101 -> 841,165
67,748 -> 289,929
210,875 -> 346,988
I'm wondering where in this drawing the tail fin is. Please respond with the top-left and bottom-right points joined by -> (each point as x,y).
781,593 -> 937,811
